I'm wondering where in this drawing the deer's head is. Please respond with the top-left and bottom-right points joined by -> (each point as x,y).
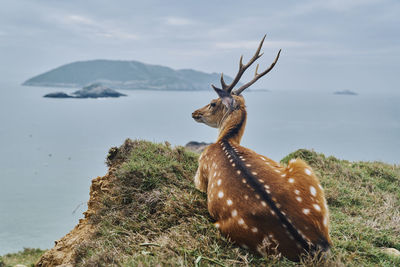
192,35 -> 281,130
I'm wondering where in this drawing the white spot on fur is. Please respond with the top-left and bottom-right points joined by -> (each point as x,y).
288,178 -> 295,183
261,201 -> 267,207
264,184 -> 270,189
303,208 -> 310,215
215,223 -> 220,228
289,168 -> 293,172
237,170 -> 241,175
323,215 -> 328,226
313,204 -> 321,211
244,195 -> 249,200
232,209 -> 238,217
270,210 -> 276,215
232,163 -> 236,167
238,218 -> 245,225
281,173 -> 286,178
213,172 -> 217,177
305,168 -> 312,175
310,186 -> 317,196
217,179 -> 221,186
227,199 -> 233,206
229,159 -> 233,163
242,179 -> 246,184
255,194 -> 260,199
296,196 -> 302,202
287,232 -> 294,240
258,179 -> 264,183
251,227 -> 258,233
274,169 -> 280,173
218,191 -> 224,198
265,233 -> 272,239
294,189 -> 300,195
252,172 -> 257,175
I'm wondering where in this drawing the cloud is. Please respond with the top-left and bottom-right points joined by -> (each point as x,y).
290,0 -> 384,15
164,16 -> 194,26
214,40 -> 308,50
57,14 -> 139,40
65,14 -> 95,26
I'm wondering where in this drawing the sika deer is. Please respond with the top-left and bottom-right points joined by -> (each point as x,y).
192,35 -> 331,261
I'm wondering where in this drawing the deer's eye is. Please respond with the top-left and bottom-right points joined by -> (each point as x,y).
210,102 -> 216,107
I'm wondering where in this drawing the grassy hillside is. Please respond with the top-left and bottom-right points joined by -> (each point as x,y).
3,140 -> 399,266
0,248 -> 45,267
70,140 -> 400,266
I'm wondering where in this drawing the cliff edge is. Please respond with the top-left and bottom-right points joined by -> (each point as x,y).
35,139 -> 400,266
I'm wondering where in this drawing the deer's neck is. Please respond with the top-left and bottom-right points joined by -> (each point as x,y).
217,108 -> 247,144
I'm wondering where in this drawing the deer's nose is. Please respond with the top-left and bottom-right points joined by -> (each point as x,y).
192,111 -> 202,119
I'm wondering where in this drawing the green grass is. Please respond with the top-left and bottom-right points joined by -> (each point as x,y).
6,140 -> 399,266
72,140 -> 400,266
0,248 -> 46,267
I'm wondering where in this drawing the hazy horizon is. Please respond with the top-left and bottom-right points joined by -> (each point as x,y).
1,0 -> 399,93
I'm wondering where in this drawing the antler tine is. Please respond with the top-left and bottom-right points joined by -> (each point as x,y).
220,73 -> 229,90
220,34 -> 267,94
233,49 -> 281,95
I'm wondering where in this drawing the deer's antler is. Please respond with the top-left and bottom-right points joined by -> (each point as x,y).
232,49 -> 281,95
211,35 -> 281,95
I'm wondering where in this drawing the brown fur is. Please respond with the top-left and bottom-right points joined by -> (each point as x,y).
192,96 -> 331,261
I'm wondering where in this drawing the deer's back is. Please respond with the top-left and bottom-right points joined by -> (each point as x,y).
200,141 -> 331,260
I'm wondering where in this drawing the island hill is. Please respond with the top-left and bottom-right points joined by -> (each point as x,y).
23,59 -> 236,91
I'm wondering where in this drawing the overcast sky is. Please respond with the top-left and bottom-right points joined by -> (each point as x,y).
1,0 -> 399,92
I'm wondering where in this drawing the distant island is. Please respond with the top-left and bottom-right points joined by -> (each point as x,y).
23,59 -> 237,91
333,90 -> 358,95
44,83 -> 126,99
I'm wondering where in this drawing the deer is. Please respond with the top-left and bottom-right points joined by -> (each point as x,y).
191,35 -> 331,261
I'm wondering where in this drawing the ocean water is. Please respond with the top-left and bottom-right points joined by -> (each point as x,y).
0,83 -> 399,254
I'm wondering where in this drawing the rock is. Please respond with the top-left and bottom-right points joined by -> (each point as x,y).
381,247 -> 400,258
72,83 -> 126,98
43,83 -> 126,99
333,90 -> 358,95
185,141 -> 212,153
43,92 -> 73,98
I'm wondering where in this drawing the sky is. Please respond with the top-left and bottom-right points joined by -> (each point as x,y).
0,0 -> 399,92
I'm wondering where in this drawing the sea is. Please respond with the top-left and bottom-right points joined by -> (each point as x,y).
0,82 -> 399,254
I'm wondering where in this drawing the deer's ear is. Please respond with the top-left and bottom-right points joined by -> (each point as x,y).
213,86 -> 235,109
